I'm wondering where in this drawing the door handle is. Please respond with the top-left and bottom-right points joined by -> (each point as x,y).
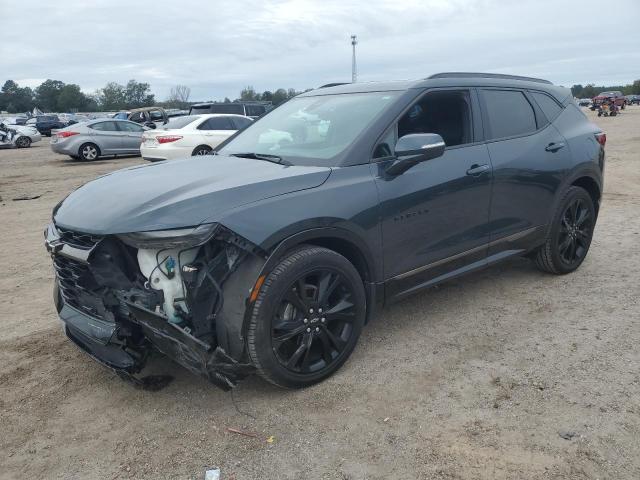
466,164 -> 490,176
545,142 -> 566,152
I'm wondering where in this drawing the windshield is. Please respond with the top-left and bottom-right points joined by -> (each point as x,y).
218,92 -> 400,166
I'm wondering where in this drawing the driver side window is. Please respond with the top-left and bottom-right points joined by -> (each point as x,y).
373,89 -> 473,159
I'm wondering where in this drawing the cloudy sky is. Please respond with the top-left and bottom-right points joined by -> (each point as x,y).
2,0 -> 639,101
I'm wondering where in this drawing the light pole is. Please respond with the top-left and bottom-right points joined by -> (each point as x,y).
351,35 -> 358,83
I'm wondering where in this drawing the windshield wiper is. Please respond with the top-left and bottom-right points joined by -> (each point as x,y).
230,152 -> 291,166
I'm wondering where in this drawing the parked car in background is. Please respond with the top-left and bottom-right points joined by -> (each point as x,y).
113,107 -> 168,129
45,72 -> 604,390
591,91 -> 626,110
0,119 -> 42,148
140,114 -> 252,161
50,118 -> 146,160
25,115 -> 67,136
625,94 -> 640,105
576,98 -> 591,107
189,101 -> 271,120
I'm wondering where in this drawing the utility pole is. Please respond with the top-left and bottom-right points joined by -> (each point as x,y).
351,35 -> 358,83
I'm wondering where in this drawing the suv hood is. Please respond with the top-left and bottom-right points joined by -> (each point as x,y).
54,155 -> 331,234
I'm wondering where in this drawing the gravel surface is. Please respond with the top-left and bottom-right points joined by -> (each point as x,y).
1,108 -> 639,479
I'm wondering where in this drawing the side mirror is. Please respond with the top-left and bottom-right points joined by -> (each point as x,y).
386,133 -> 445,176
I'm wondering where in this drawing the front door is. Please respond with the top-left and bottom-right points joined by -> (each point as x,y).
373,89 -> 493,300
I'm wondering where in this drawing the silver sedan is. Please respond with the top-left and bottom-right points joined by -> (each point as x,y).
50,119 -> 146,161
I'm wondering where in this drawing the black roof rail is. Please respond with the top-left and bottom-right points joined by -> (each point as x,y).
427,72 -> 553,85
318,82 -> 351,89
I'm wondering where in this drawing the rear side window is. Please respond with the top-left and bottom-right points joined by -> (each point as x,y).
117,122 -> 144,132
231,116 -> 252,130
198,117 -> 234,130
531,92 -> 563,122
481,90 -> 537,140
90,121 -> 119,131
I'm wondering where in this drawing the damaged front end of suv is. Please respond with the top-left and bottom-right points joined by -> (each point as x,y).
45,221 -> 266,390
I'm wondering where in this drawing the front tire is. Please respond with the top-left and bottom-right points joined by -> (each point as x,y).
79,143 -> 100,161
15,136 -> 31,148
247,246 -> 366,389
534,186 -> 596,274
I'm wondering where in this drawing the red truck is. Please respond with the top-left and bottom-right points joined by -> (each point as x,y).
591,91 -> 626,110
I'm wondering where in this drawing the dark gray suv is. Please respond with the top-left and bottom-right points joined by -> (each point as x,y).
45,73 -> 605,390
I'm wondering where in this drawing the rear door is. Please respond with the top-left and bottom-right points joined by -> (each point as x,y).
479,88 -> 572,256
197,116 -> 236,147
88,121 -> 123,153
117,121 -> 145,152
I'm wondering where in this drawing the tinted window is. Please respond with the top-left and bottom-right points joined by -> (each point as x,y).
90,121 -> 119,131
129,112 -> 145,123
231,116 -> 252,130
149,111 -> 164,121
245,105 -> 266,117
208,104 -> 244,115
396,90 -> 473,148
531,92 -> 563,122
113,112 -> 129,120
482,90 -> 537,139
117,121 -> 144,132
198,117 -> 234,130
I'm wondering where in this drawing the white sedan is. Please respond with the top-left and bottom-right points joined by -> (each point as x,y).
0,117 -> 42,148
140,114 -> 252,161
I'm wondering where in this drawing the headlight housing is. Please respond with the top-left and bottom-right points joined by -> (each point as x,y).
117,223 -> 218,249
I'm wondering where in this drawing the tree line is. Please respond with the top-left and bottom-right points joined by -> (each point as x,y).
0,79 -> 309,114
0,79 -> 156,113
571,80 -> 640,99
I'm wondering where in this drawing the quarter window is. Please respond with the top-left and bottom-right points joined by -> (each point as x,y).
531,91 -> 563,123
481,90 -> 537,140
117,122 -> 144,132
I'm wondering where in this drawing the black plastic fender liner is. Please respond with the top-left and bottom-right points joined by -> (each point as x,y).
126,302 -> 255,390
214,254 -> 265,360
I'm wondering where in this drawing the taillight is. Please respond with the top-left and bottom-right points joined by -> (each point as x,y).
57,131 -> 79,138
595,132 -> 606,146
157,135 -> 182,144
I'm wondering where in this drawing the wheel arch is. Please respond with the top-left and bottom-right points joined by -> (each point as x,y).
571,175 -> 601,214
244,227 -> 382,332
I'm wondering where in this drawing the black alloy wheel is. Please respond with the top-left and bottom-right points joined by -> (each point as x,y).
557,196 -> 593,267
247,246 -> 366,388
534,186 -> 596,274
272,268 -> 357,374
192,145 -> 212,156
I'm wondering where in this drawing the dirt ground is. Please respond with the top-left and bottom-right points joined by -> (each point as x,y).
1,107 -> 639,480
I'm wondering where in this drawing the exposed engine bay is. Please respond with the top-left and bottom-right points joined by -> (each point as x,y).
45,223 -> 266,390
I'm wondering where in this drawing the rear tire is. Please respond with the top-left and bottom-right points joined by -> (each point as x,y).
247,246 -> 366,389
192,145 -> 212,156
78,143 -> 100,161
534,186 -> 596,275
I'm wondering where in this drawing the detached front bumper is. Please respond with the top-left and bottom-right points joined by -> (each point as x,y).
46,223 -> 261,390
